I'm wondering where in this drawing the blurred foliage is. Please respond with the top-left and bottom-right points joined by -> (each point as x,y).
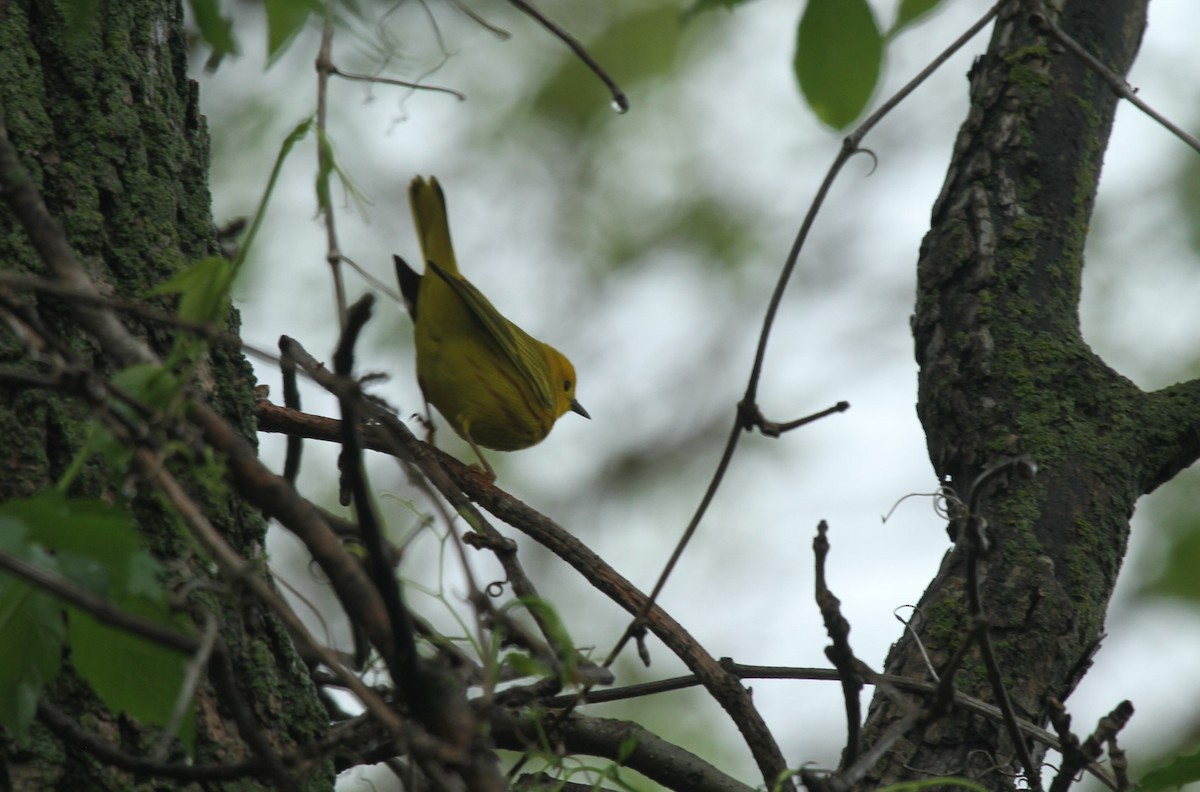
682,0 -> 757,23
1139,748 -> 1200,791
531,4 -> 685,129
1137,466 -> 1200,603
1178,143 -> 1200,255
190,0 -> 240,67
888,0 -> 948,38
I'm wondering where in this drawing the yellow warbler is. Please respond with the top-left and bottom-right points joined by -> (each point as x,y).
394,176 -> 588,476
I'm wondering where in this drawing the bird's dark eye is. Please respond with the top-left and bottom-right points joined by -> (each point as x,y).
562,379 -> 572,392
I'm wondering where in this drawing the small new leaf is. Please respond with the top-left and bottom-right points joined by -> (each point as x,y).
235,117 -> 314,271
265,0 -> 322,64
153,256 -> 235,327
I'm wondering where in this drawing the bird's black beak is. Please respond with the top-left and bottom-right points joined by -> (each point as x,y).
571,399 -> 590,420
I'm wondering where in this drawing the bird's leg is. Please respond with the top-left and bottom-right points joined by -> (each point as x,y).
463,433 -> 496,481
413,400 -> 436,445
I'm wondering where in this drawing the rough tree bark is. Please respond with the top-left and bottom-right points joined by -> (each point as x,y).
0,2 -> 331,789
860,0 -> 1200,788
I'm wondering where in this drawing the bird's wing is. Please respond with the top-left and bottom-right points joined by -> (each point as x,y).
426,261 -> 555,410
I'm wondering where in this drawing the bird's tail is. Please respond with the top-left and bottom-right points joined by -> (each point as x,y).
409,176 -> 459,275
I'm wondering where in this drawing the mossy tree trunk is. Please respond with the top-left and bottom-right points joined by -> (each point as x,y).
860,0 -> 1200,788
0,1 -> 332,789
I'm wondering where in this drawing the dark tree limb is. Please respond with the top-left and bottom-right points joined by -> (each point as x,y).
863,0 -> 1169,789
491,709 -> 755,792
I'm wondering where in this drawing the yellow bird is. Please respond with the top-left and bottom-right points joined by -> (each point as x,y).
394,176 -> 588,477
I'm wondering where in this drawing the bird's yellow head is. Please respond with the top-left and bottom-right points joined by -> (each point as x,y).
541,343 -> 590,422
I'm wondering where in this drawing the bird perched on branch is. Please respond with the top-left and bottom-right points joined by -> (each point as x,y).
394,176 -> 589,478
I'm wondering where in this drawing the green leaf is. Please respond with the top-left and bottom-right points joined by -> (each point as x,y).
24,493 -> 130,540
888,0 -> 948,38
68,599 -> 195,750
501,652 -> 551,680
503,598 -> 579,681
0,494 -> 194,747
0,493 -> 172,617
149,255 -> 235,368
153,255 -> 235,326
0,559 -> 66,740
794,0 -> 883,129
1139,509 -> 1200,602
189,0 -> 239,69
5,493 -> 148,589
1139,749 -> 1200,791
112,364 -> 188,415
265,0 -> 321,64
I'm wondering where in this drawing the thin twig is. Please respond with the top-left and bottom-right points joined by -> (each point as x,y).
444,0 -> 511,40
0,551 -> 198,654
328,64 -> 465,100
0,270 -> 277,361
278,336 -> 556,678
1030,3 -> 1200,155
1048,699 -> 1133,792
280,337 -> 303,484
505,0 -> 628,112
812,521 -> 863,769
0,120 -> 155,368
152,615 -> 221,762
315,0 -> 347,328
492,708 -> 756,792
37,702 -> 262,781
206,639 -> 295,789
332,296 -> 424,697
761,401 -> 850,437
138,441 -> 413,743
536,663 -> 1118,790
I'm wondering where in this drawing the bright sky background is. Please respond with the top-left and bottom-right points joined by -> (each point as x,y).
195,1 -> 1200,789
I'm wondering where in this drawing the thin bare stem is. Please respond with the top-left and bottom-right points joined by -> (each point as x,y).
316,0 -> 347,328
328,65 -> 465,101
813,522 -> 863,769
444,0 -> 511,40
505,0 -> 628,112
1030,3 -> 1200,155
